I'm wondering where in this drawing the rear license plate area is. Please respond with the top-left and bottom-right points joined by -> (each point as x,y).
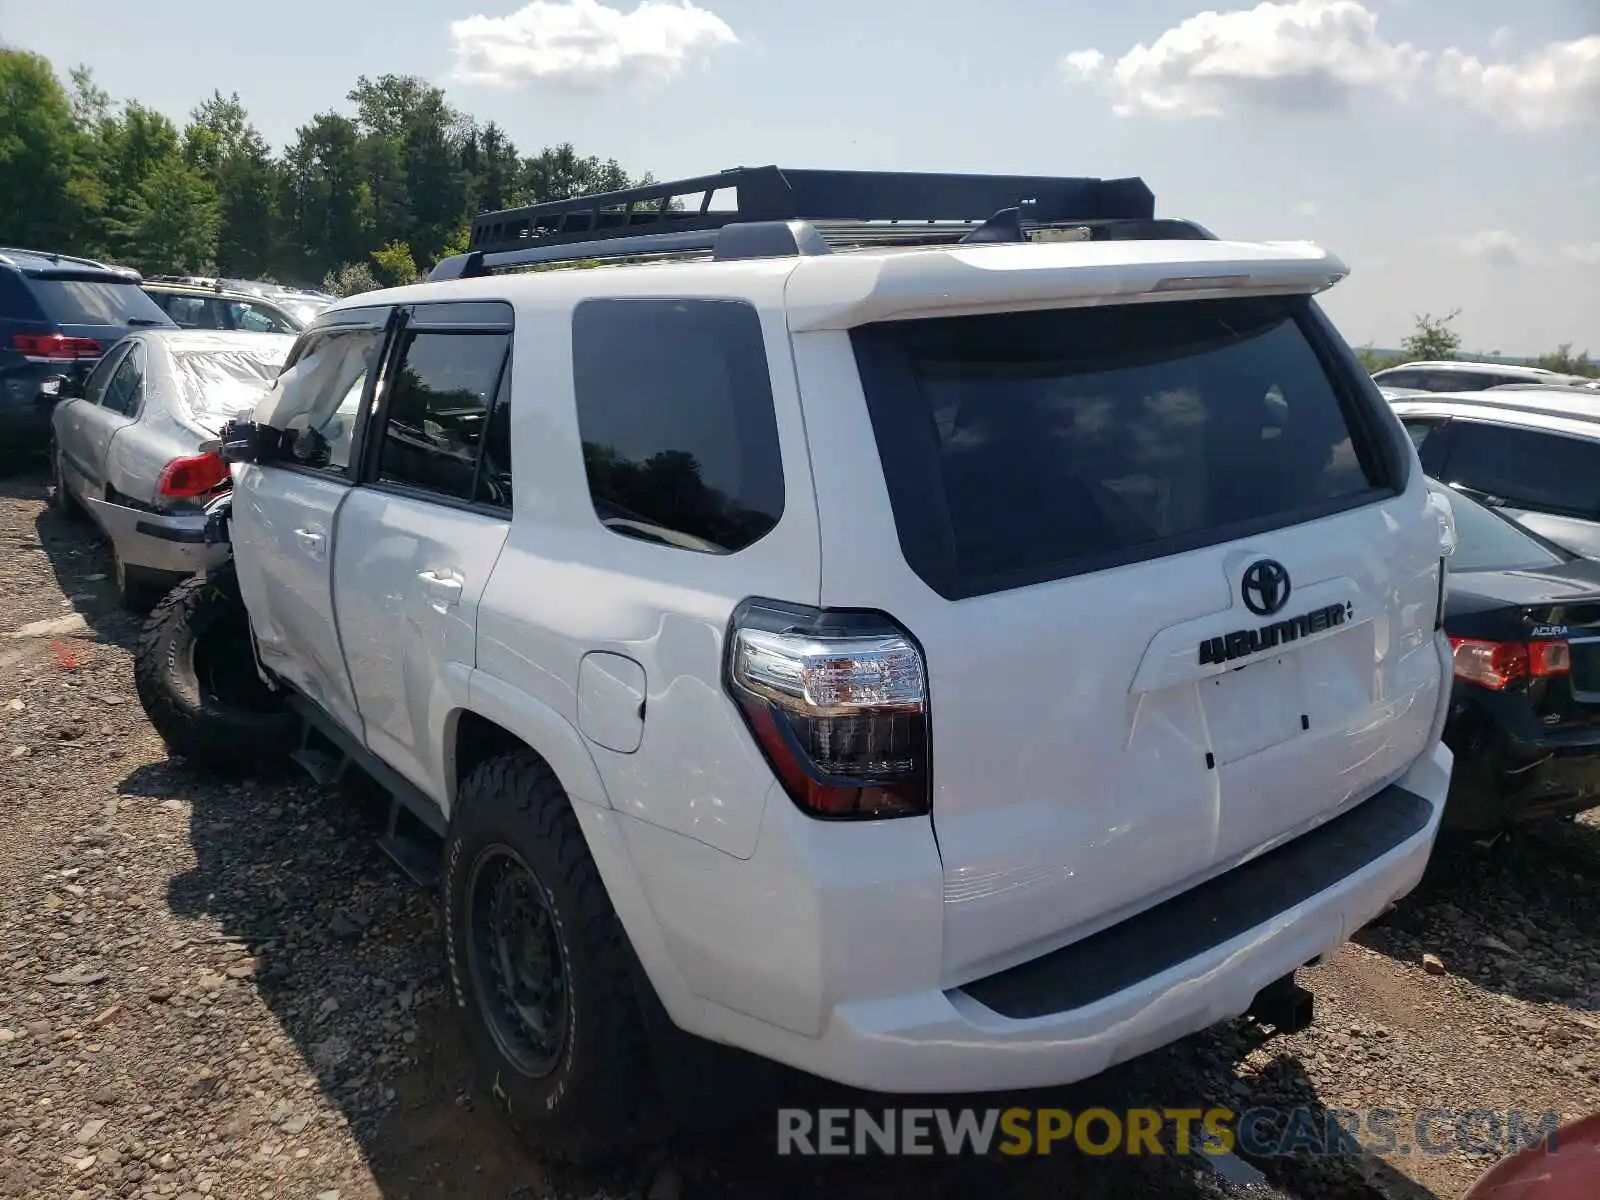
1201,622 -> 1374,766
1202,655 -> 1303,764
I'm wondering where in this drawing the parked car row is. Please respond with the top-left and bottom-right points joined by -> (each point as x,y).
1360,367 -> 1600,837
50,329 -> 294,608
1374,358 -> 1600,394
2,245 -> 332,458
142,278 -> 320,335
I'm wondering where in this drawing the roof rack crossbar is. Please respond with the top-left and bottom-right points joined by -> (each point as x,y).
430,166 -> 1182,281
464,165 -> 1153,253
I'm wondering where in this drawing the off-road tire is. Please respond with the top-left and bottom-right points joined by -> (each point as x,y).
443,751 -> 657,1163
134,565 -> 298,775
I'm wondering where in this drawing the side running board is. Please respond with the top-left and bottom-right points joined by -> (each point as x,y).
283,694 -> 446,889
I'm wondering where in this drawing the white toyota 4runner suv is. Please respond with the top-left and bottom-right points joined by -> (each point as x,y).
133,167 -> 1456,1159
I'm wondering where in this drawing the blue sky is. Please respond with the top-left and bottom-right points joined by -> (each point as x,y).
4,0 -> 1596,355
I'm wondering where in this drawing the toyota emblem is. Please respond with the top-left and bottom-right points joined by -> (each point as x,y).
1241,559 -> 1291,617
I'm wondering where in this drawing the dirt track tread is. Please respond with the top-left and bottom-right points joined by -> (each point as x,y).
133,566 -> 297,775
448,750 -> 657,1163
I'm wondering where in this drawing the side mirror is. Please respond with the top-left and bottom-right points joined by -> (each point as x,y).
37,374 -> 80,403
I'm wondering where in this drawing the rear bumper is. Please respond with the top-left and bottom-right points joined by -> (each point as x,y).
0,389 -> 56,451
86,499 -> 229,579
617,739 -> 1452,1094
1443,714 -> 1600,829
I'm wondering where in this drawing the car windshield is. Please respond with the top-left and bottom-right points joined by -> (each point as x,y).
172,346 -> 290,432
32,278 -> 173,327
1431,482 -> 1568,573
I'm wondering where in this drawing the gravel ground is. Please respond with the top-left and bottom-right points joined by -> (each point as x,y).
3,462 -> 1598,1200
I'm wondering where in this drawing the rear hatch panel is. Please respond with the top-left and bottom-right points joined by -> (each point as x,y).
793,284 -> 1443,985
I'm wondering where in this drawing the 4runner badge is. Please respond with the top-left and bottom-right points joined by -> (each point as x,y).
1198,592 -> 1355,666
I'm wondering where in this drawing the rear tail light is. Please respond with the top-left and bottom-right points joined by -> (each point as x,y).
725,599 -> 930,819
1449,636 -> 1570,690
11,333 -> 102,358
157,451 -> 231,499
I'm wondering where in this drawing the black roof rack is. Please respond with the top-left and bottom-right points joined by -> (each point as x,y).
431,165 -> 1209,281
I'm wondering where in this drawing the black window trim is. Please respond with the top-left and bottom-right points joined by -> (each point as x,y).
353,300 -> 516,517
852,294 -> 1408,602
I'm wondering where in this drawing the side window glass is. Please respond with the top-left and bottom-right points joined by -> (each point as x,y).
160,296 -> 205,328
376,330 -> 509,501
254,325 -> 386,475
101,345 -> 144,415
81,344 -> 131,406
1401,419 -> 1436,450
164,294 -> 220,326
1446,424 -> 1600,515
230,301 -> 291,334
571,298 -> 784,554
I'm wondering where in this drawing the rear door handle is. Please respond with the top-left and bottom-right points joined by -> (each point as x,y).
292,528 -> 326,560
418,569 -> 464,610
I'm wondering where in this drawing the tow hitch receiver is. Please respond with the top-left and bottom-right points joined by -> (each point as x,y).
1246,971 -> 1315,1034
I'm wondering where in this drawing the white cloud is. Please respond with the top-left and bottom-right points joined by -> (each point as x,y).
1059,1 -> 1427,119
1294,200 -> 1320,216
1435,35 -> 1600,131
448,0 -> 737,89
1440,230 -> 1538,269
1563,242 -> 1600,266
1061,49 -> 1105,81
1060,5 -> 1600,131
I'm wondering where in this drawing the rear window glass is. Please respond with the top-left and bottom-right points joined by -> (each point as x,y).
1442,423 -> 1600,518
30,278 -> 172,327
1431,484 -> 1565,573
173,346 -> 290,432
853,295 -> 1387,598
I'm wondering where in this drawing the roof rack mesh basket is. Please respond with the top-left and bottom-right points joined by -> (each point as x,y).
431,165 -> 1211,280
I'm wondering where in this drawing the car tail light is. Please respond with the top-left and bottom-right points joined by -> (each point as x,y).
1449,636 -> 1570,690
157,451 -> 231,499
11,333 -> 102,358
725,599 -> 930,819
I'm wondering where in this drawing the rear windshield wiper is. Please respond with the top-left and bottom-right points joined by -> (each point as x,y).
126,318 -> 166,326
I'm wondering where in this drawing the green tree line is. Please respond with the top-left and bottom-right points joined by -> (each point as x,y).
0,48 -> 653,294
1355,310 -> 1596,378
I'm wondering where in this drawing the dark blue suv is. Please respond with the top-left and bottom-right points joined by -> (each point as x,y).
1,247 -> 176,455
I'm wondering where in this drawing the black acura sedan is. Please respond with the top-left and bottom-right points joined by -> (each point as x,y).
1436,479 -> 1600,830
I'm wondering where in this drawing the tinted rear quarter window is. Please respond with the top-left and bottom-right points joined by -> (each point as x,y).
1442,423 -> 1600,517
30,278 -> 171,327
853,295 -> 1389,598
0,271 -> 42,320
572,298 -> 784,555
